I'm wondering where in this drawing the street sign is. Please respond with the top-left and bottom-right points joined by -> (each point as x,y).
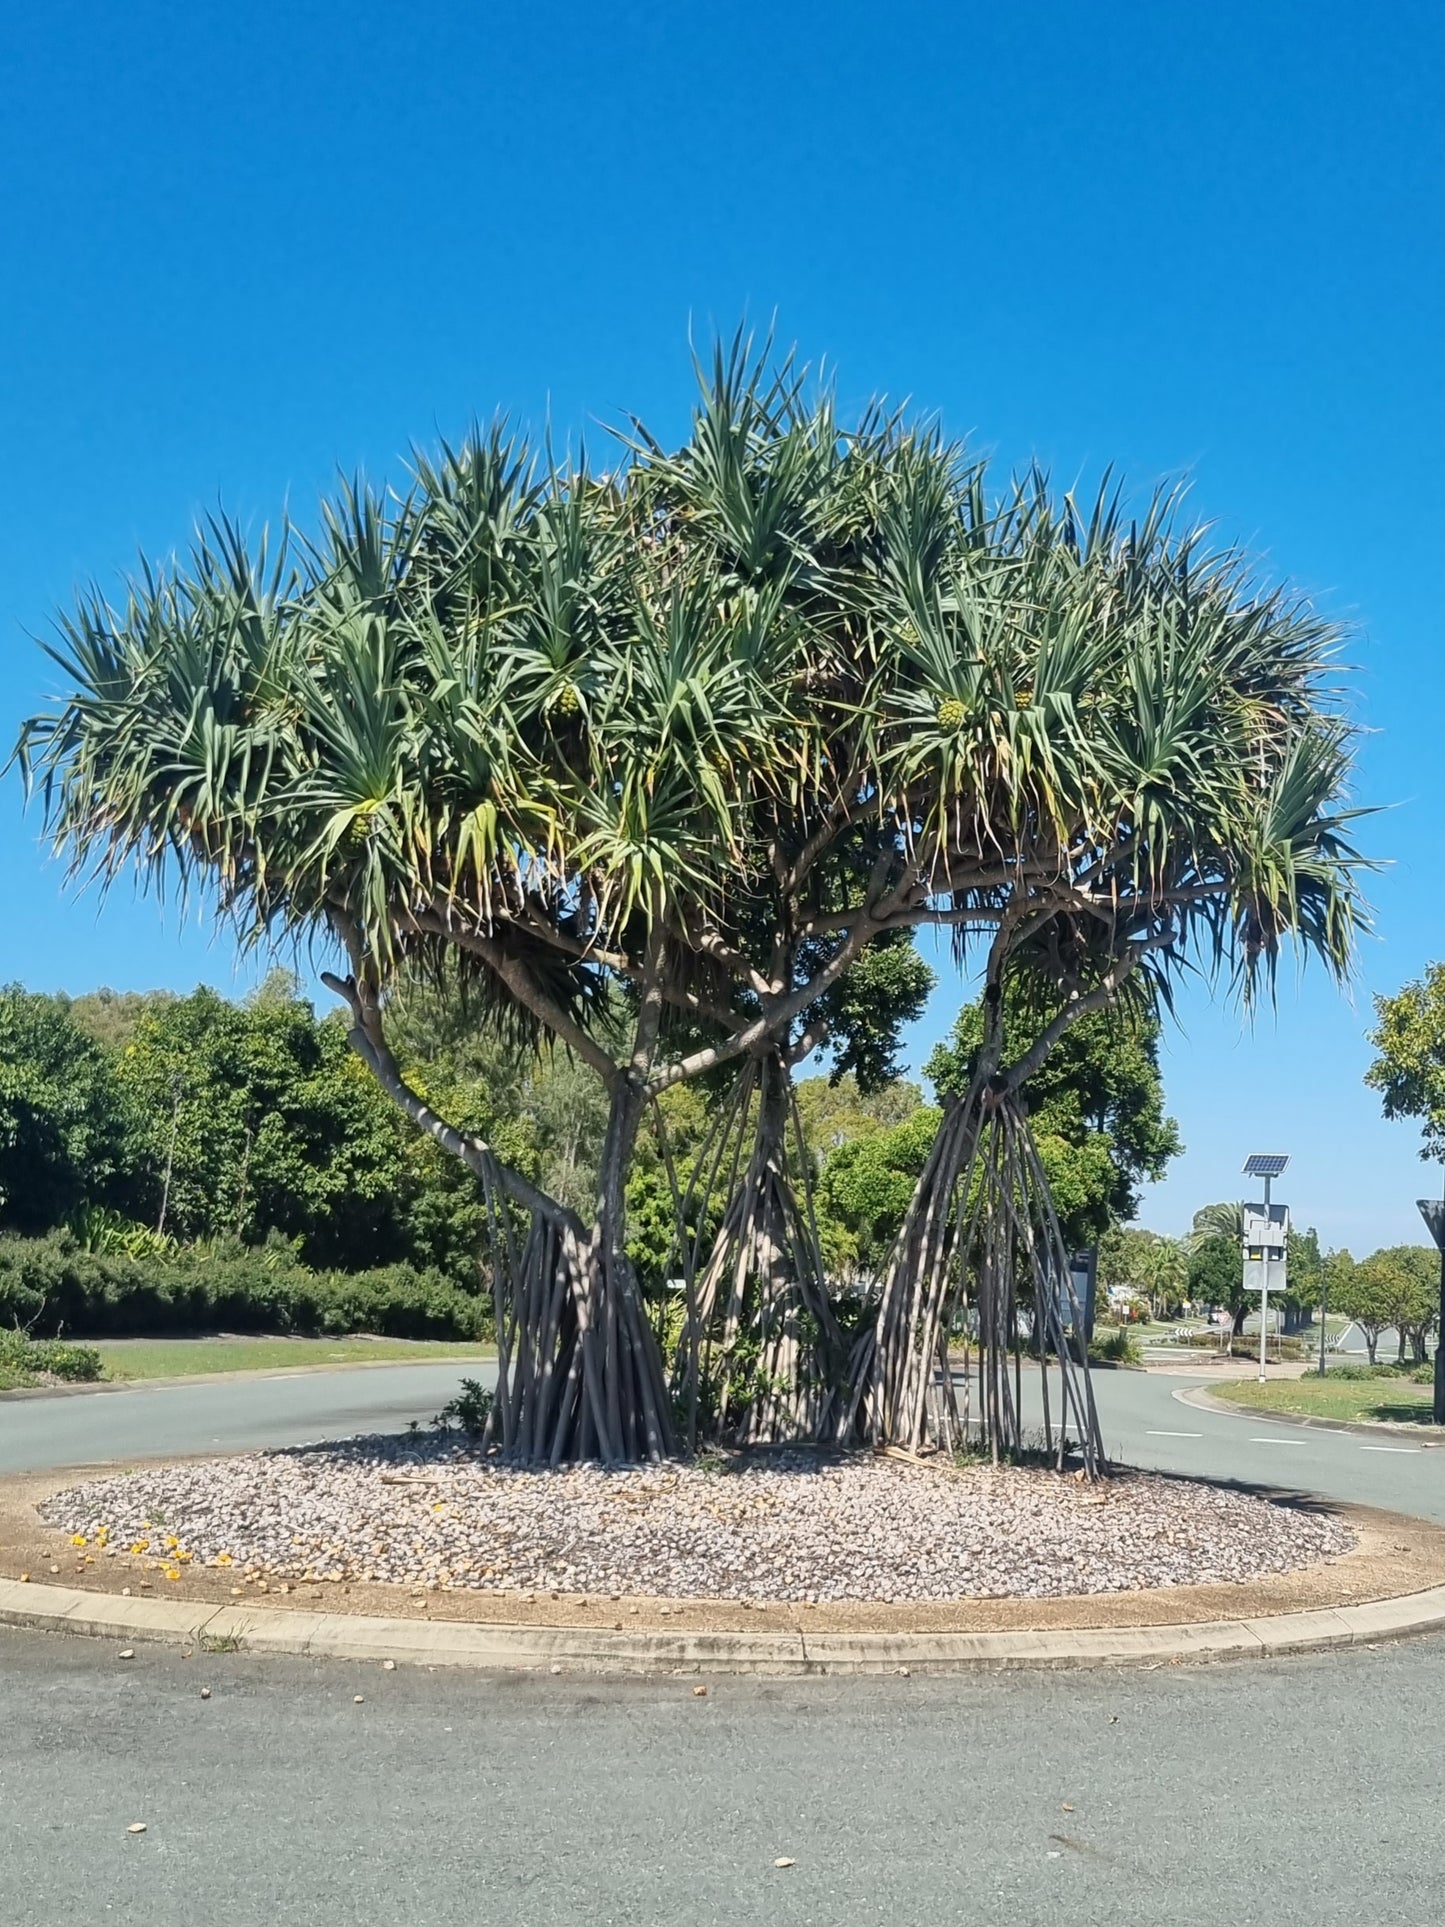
1243,1155 -> 1289,1385
1417,1198 -> 1445,1251
1242,1202 -> 1289,1297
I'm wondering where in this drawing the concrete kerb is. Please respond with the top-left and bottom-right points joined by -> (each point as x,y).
4,1573 -> 1445,1675
1177,1384 -> 1445,1445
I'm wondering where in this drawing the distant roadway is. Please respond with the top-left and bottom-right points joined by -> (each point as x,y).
3,1357 -> 1442,1524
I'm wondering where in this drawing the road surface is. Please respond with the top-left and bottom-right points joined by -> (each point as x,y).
5,1360 -> 1442,1522
5,1360 -> 1444,1927
1,1622 -> 1441,1927
0,1361 -> 479,1474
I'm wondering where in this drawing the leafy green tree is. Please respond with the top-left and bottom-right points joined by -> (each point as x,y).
1283,1225 -> 1324,1333
1337,1245 -> 1438,1363
65,987 -> 176,1053
17,335 -> 1369,1461
1386,1245 -> 1440,1361
815,1107 -> 941,1283
1125,1233 -> 1188,1320
1367,966 -> 1445,1161
793,1073 -> 923,1159
1186,1232 -> 1243,1342
115,979 -> 414,1268
0,988 -> 131,1233
1333,1250 -> 1410,1364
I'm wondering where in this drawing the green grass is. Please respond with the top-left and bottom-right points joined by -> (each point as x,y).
1211,1375 -> 1440,1427
91,1335 -> 495,1382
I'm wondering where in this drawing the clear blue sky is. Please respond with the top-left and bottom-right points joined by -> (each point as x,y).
2,0 -> 1441,1252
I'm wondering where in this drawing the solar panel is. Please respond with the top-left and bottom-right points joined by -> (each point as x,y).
1242,1153 -> 1290,1177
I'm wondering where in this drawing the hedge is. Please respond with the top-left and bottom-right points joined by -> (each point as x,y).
0,1233 -> 493,1342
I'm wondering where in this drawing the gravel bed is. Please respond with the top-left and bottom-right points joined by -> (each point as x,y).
44,1438 -> 1353,1603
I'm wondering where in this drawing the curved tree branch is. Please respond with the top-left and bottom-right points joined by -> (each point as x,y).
319,959 -> 584,1236
407,908 -> 625,1093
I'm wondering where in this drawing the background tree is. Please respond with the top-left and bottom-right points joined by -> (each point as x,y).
1333,1251 -> 1406,1364
113,977 -> 414,1267
815,1106 -> 941,1286
1349,1245 -> 1438,1363
0,987 -> 131,1233
1283,1226 -> 1325,1335
1185,1232 -> 1244,1348
792,1072 -> 923,1162
1367,966 -> 1445,1160
1366,966 -> 1445,1412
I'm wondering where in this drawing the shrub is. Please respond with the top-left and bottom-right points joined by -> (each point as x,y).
0,1232 -> 493,1343
434,1377 -> 495,1435
1089,1327 -> 1142,1366
1302,1361 -> 1419,1382
0,1326 -> 102,1384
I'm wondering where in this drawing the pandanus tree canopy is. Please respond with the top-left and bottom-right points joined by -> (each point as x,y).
18,337 -> 1370,1102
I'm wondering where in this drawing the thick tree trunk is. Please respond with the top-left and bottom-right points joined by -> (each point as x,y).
1229,1303 -> 1248,1357
326,952 -> 675,1465
849,1083 -> 1105,1476
485,1078 -> 674,1464
674,1054 -> 845,1447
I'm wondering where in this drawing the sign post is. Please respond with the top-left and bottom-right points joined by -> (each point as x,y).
1415,1194 -> 1445,1427
1243,1155 -> 1290,1384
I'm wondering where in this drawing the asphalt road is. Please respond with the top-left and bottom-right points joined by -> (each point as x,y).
5,1359 -> 1443,1524
1042,1366 -> 1445,1525
0,1360 -> 481,1474
2,1623 -> 1442,1927
4,1362 -> 1444,1927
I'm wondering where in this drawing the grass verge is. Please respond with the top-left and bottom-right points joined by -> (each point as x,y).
1210,1376 -> 1440,1427
91,1335 -> 496,1382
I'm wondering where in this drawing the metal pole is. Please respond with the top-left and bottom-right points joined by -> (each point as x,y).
1318,1256 -> 1328,1378
1258,1172 -> 1271,1383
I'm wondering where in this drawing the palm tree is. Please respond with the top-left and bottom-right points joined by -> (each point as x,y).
16,333 -> 1370,1468
1190,1201 -> 1244,1246
1129,1236 -> 1188,1321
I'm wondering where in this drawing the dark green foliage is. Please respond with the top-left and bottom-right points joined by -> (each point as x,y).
0,986 -> 132,1233
1187,1233 -> 1241,1311
0,972 -> 591,1287
802,936 -> 935,1094
0,1232 -> 491,1342
1088,1327 -> 1142,1366
816,1107 -> 941,1279
114,977 -> 415,1267
1302,1361 -> 1421,1381
434,1377 -> 496,1434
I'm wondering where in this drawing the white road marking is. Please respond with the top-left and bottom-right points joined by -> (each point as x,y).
1249,1438 -> 1308,1446
1358,1445 -> 1421,1453
1147,1430 -> 1202,1438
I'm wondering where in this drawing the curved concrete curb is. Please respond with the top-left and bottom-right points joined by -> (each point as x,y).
1178,1385 -> 1445,1445
3,1574 -> 1445,1674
